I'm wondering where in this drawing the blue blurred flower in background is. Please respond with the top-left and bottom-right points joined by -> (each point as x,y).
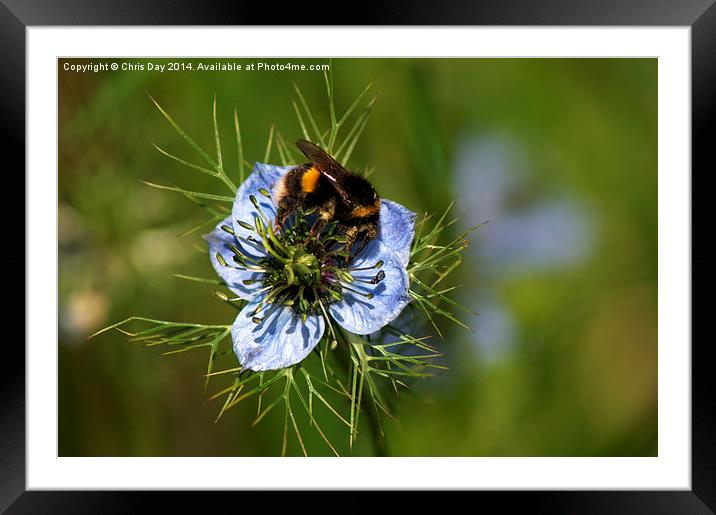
455,135 -> 597,360
204,163 -> 416,371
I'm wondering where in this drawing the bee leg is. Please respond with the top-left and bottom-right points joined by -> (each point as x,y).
306,219 -> 327,245
275,197 -> 300,230
350,236 -> 371,260
349,224 -> 377,260
274,214 -> 289,234
275,204 -> 286,226
340,227 -> 360,262
274,210 -> 285,231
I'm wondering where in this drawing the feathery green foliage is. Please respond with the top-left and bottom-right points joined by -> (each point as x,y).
95,62 -> 472,456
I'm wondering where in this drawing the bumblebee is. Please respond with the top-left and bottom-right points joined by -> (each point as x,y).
273,139 -> 381,254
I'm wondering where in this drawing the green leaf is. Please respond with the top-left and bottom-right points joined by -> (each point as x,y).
141,180 -> 235,203
263,123 -> 275,163
149,94 -> 220,172
152,144 -> 217,177
234,107 -> 246,184
293,83 -> 325,147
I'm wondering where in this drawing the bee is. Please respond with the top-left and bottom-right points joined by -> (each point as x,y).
273,139 -> 381,255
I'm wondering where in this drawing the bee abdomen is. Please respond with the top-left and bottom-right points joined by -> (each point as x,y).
300,166 -> 321,194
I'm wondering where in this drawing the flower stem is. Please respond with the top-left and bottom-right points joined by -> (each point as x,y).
334,326 -> 390,457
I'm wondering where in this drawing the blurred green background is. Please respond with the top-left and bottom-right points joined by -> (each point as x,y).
59,58 -> 657,457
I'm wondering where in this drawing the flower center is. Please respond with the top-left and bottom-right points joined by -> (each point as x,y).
218,193 -> 386,320
283,246 -> 320,286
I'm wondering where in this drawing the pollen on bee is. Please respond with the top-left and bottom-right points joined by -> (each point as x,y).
350,204 -> 380,218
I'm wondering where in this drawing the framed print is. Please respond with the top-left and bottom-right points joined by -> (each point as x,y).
4,0 -> 713,511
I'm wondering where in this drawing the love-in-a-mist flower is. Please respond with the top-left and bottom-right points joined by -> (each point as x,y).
204,163 -> 416,371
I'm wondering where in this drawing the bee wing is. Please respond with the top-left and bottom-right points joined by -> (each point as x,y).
296,139 -> 354,205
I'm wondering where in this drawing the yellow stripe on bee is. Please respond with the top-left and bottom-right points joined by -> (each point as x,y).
301,166 -> 321,193
351,204 -> 380,218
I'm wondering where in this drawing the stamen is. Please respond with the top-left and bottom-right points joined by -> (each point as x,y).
251,211 -> 291,261
350,270 -> 386,285
239,236 -> 266,255
256,221 -> 289,263
340,283 -> 375,299
254,285 -> 274,295
231,255 -> 267,272
237,220 -> 254,231
325,248 -> 351,260
223,191 -> 377,316
214,291 -> 230,301
263,284 -> 291,304
373,270 -> 386,284
230,249 -> 248,264
284,265 -> 296,286
266,220 -> 289,254
350,260 -> 383,272
297,285 -> 307,312
337,270 -> 354,283
249,194 -> 273,227
254,214 -> 265,234
250,295 -> 283,322
323,266 -> 353,283
314,288 -> 338,350
324,234 -> 348,244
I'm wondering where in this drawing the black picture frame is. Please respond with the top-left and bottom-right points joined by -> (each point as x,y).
3,1 -> 711,512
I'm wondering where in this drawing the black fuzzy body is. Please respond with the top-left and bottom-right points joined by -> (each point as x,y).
274,164 -> 338,225
274,140 -> 382,254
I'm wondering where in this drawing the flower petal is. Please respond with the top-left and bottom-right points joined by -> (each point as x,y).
231,163 -> 292,258
330,239 -> 411,335
378,199 -> 416,268
367,303 -> 436,358
232,298 -> 325,371
204,216 -> 266,299
368,303 -> 421,345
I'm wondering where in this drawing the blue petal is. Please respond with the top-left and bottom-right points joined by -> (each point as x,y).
203,216 -> 266,300
330,239 -> 411,335
231,163 -> 292,258
366,303 -> 438,358
378,199 -> 416,268
368,303 -> 421,346
232,297 -> 325,371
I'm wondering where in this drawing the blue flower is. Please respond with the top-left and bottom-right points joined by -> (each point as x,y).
204,163 -> 416,371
